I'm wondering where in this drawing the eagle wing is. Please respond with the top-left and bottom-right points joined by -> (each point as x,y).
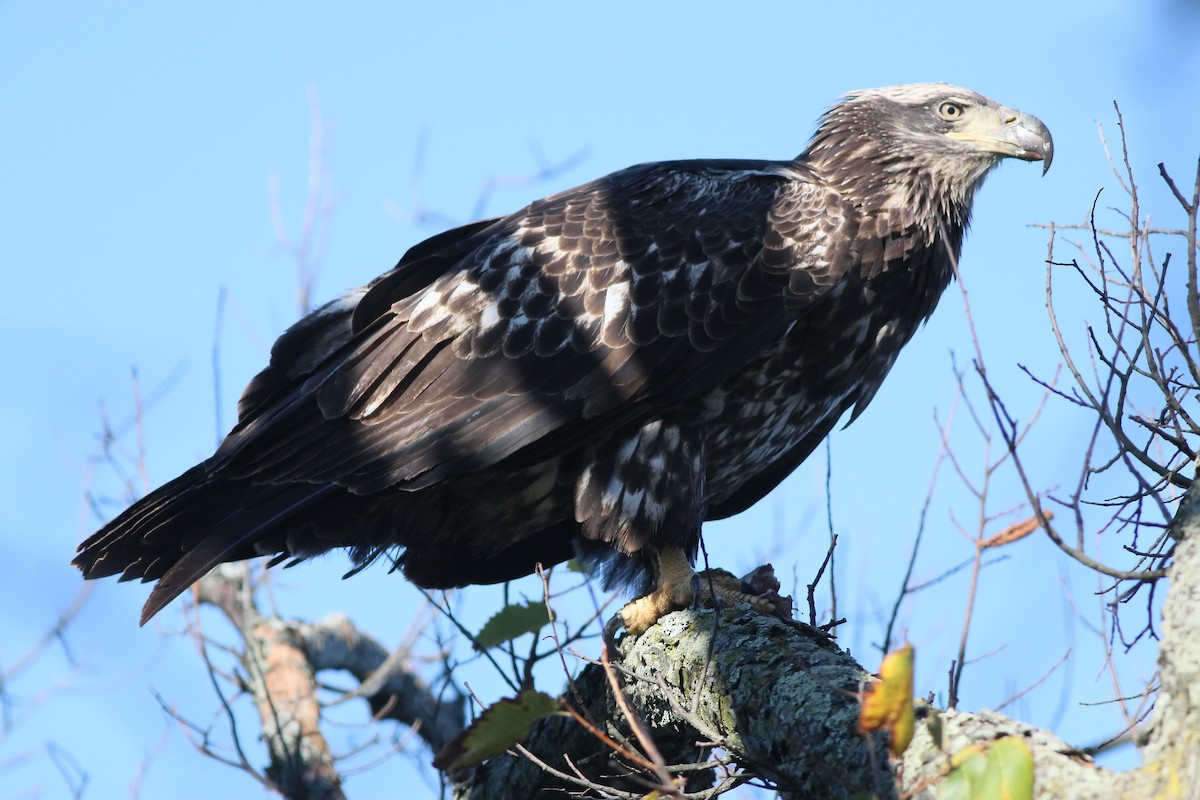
211,160 -> 852,495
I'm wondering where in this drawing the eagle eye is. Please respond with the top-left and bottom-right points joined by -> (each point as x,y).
938,101 -> 965,121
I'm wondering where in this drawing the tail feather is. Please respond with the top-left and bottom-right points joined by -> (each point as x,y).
73,466 -> 212,580
137,484 -> 335,624
73,465 -> 337,625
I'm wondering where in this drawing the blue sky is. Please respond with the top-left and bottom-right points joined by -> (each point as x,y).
2,2 -> 1198,797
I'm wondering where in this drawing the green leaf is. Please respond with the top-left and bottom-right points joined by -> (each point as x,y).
433,689 -> 558,772
940,738 -> 1034,800
926,707 -> 944,750
940,766 -> 976,800
978,736 -> 1034,800
941,746 -> 988,800
473,601 -> 552,651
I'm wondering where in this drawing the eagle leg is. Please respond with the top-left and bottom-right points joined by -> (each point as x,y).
618,548 -> 783,635
618,548 -> 696,635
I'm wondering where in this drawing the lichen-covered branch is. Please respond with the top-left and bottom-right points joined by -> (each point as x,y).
454,607 -> 892,799
295,612 -> 464,754
1136,479 -> 1200,797
243,615 -> 345,800
194,565 -> 464,799
451,602 -> 1143,799
901,708 -> 1111,799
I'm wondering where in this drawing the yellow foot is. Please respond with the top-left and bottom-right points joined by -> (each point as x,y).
619,575 -> 694,635
617,550 -> 789,635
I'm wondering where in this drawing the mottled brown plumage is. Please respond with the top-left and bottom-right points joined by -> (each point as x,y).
74,84 -> 1052,629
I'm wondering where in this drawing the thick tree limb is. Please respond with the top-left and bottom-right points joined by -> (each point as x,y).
456,607 -> 892,799
901,708 -> 1110,799
244,616 -> 345,800
1137,479 -> 1200,797
195,566 -> 464,799
452,602 -> 1132,799
290,613 -> 464,754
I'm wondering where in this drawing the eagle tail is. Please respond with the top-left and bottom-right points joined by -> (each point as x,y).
73,467 -> 333,624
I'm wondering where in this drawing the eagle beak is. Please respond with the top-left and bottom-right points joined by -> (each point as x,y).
948,108 -> 1054,175
1006,110 -> 1054,175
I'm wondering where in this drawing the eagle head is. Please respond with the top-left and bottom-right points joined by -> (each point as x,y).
804,82 -> 1052,233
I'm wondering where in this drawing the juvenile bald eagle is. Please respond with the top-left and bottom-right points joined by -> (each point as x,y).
75,84 -> 1051,633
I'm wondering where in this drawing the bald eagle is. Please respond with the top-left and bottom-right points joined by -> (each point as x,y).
74,84 -> 1051,633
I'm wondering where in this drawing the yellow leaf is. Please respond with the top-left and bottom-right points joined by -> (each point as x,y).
858,643 -> 915,756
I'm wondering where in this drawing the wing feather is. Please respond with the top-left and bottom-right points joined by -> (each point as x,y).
207,160 -> 851,493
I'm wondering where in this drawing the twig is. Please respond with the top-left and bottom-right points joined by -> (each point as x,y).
996,648 -> 1071,711
806,533 -> 838,628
